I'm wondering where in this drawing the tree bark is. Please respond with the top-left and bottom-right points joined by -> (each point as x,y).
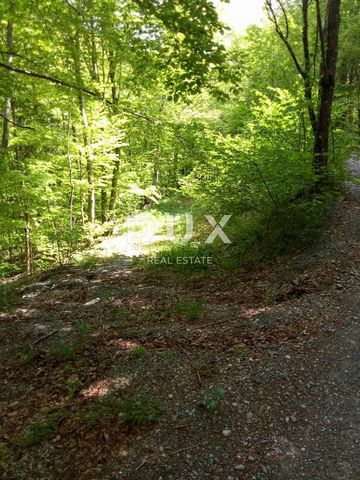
314,0 -> 342,174
1,15 -> 14,165
79,93 -> 96,223
108,56 -> 121,215
24,211 -> 32,275
109,156 -> 120,213
72,29 -> 96,224
101,187 -> 107,223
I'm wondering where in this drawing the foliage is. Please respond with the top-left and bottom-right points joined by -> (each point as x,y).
200,386 -> 225,414
0,282 -> 18,311
0,0 -> 354,274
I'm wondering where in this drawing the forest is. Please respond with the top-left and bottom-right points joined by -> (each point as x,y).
0,0 -> 358,274
1,1 -> 360,479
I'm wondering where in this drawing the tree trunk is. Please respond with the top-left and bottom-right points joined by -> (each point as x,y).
109,155 -> 120,213
1,16 -> 14,165
90,19 -> 99,81
108,55 -> 121,215
72,29 -> 96,224
100,185 -> 107,223
79,95 -> 95,224
314,0 -> 341,175
24,212 -> 32,275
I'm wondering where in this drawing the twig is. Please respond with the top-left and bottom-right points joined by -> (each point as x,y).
134,454 -> 156,472
171,444 -> 199,455
33,329 -> 59,345
195,368 -> 202,386
249,159 -> 280,208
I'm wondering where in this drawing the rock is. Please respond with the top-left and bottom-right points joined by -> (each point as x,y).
223,429 -> 232,436
290,415 -> 297,423
84,298 -> 100,306
248,456 -> 255,462
9,401 -> 20,410
235,464 -> 246,471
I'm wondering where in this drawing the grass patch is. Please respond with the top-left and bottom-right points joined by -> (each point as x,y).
132,345 -> 146,359
77,255 -> 98,270
72,319 -> 91,335
119,391 -> 164,426
51,342 -> 80,360
0,442 -> 12,468
56,363 -> 73,374
164,349 -> 179,359
19,346 -> 36,365
168,298 -> 203,322
66,375 -> 84,397
84,391 -> 164,427
107,305 -> 130,323
14,407 -> 63,447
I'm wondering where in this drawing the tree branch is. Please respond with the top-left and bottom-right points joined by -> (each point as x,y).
251,159 -> 280,208
302,0 -> 318,133
315,0 -> 326,65
63,0 -> 84,17
0,60 -> 104,99
278,0 -> 289,38
0,61 -> 156,123
0,113 -> 34,130
0,50 -> 41,67
265,0 -> 305,78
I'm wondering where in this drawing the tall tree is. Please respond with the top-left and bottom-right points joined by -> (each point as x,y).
266,0 -> 342,182
1,0 -> 14,166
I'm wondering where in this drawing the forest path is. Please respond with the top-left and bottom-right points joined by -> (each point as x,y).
271,155 -> 360,479
1,159 -> 360,479
83,205 -> 188,265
